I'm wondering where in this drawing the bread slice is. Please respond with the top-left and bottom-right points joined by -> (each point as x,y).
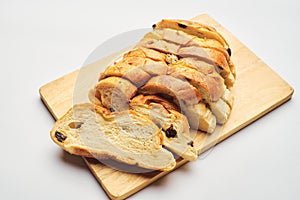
137,37 -> 179,55
167,64 -> 226,102
178,46 -> 234,87
99,48 -> 169,87
99,57 -> 151,87
175,57 -> 235,88
124,47 -> 167,62
50,103 -> 176,171
221,88 -> 234,109
184,103 -> 217,133
209,98 -> 231,124
139,75 -> 202,107
93,77 -> 137,112
154,19 -> 230,50
131,94 -> 217,133
161,70 -> 231,125
129,101 -> 197,161
130,94 -> 179,112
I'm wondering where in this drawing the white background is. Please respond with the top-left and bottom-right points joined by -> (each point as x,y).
1,0 -> 300,199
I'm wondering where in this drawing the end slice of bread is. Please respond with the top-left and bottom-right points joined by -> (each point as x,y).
50,103 -> 176,171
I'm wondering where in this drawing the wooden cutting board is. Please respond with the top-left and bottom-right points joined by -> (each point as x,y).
39,14 -> 294,200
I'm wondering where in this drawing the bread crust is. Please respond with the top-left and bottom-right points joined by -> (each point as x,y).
130,94 -> 180,112
174,58 -> 234,87
99,49 -> 169,87
140,75 -> 202,107
124,47 -> 167,62
168,65 -> 225,102
178,46 -> 234,87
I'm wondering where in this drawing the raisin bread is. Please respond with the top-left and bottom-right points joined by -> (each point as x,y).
51,19 -> 236,171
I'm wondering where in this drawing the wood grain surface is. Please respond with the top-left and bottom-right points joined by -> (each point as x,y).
39,14 -> 294,200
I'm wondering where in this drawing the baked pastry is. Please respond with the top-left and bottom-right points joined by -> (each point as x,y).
51,19 -> 236,171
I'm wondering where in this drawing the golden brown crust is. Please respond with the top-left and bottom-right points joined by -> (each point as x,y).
167,65 -> 225,102
178,46 -> 230,74
140,75 -> 202,107
99,57 -> 151,86
100,49 -> 169,86
137,37 -> 179,55
178,46 -> 234,88
130,94 -> 180,112
176,58 -> 235,88
175,58 -> 216,74
124,47 -> 167,62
